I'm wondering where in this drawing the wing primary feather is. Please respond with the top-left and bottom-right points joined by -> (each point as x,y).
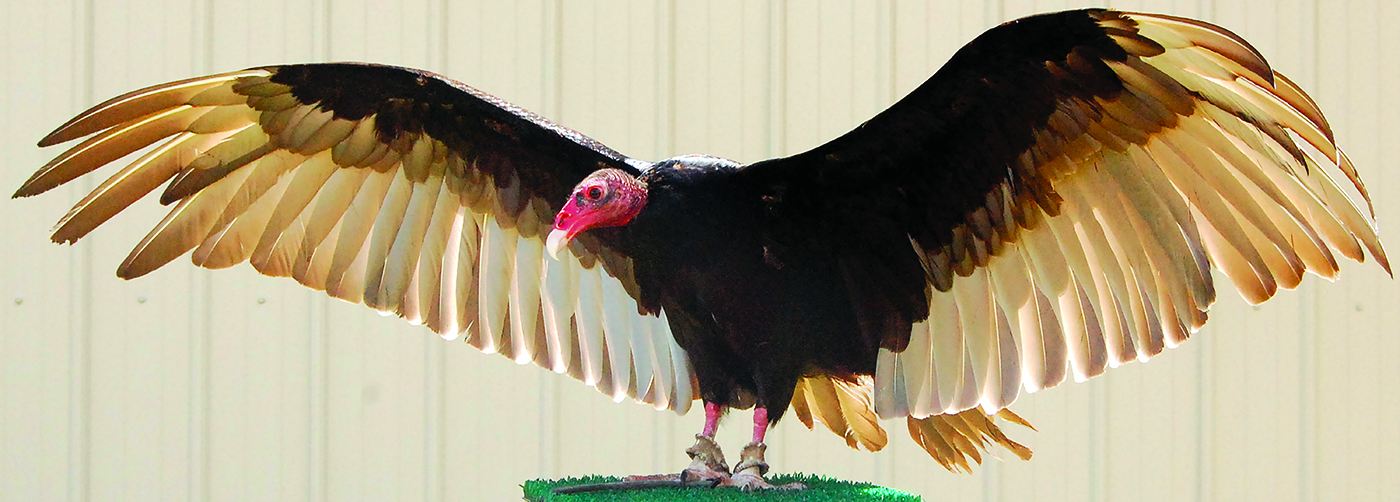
1104,174 -> 1200,343
1130,13 -> 1273,83
1299,156 -> 1389,273
192,154 -> 301,269
1099,150 -> 1208,313
1060,180 -> 1144,365
1175,115 -> 1329,258
1124,147 -> 1216,305
51,131 -> 220,243
1195,205 -> 1274,304
1199,105 -> 1364,266
117,162 -> 256,278
18,106 -> 206,197
1159,131 -> 1304,275
1271,72 -> 1333,141
1144,138 -> 1273,285
1075,168 -> 1168,359
162,127 -> 276,204
38,70 -> 266,147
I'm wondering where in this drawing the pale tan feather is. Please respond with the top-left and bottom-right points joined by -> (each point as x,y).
19,106 -> 207,197
51,131 -> 221,243
39,70 -> 265,146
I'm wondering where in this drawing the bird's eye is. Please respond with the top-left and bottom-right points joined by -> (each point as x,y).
587,186 -> 603,200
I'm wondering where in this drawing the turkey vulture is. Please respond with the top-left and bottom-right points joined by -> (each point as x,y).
14,8 -> 1388,489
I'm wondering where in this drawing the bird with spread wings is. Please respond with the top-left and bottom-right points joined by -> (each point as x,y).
15,8 -> 1388,490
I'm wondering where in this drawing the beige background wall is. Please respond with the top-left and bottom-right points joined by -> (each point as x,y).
2,0 -> 1398,500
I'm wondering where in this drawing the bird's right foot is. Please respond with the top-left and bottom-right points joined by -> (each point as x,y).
620,434 -> 730,487
682,433 -> 731,484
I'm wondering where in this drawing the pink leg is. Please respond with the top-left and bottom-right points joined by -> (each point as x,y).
752,407 -> 768,443
623,402 -> 727,484
726,406 -> 804,490
702,402 -> 722,437
683,402 -> 731,481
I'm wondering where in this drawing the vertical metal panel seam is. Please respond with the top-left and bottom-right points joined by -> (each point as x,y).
435,2 -> 450,497
814,1 -> 822,153
883,1 -> 899,485
69,0 -> 96,500
875,0 -> 896,488
310,2 -> 332,501
548,0 -> 566,480
424,1 -> 447,498
773,0 -> 785,159
1199,9 -> 1219,502
655,0 -> 676,471
667,0 -> 678,159
1299,3 -> 1322,500
189,2 -> 214,500
987,9 -> 1005,502
1302,1 -> 1324,500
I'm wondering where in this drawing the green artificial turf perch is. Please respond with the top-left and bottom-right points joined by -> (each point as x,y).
522,474 -> 921,501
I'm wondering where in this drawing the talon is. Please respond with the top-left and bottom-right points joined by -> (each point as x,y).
685,434 -> 730,475
713,440 -> 805,490
734,442 -> 770,476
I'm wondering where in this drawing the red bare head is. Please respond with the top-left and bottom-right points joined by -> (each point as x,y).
546,168 -> 648,258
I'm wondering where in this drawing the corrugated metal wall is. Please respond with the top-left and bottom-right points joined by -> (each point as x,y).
3,1 -> 1397,500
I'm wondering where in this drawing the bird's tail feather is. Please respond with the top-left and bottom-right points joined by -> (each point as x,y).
791,375 -> 1033,473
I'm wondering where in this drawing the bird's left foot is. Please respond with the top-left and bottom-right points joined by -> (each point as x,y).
719,442 -> 806,491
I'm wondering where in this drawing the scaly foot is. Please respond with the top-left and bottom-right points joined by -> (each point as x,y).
719,442 -> 806,491
620,434 -> 730,487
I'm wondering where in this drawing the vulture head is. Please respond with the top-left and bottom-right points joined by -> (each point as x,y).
548,167 -> 648,258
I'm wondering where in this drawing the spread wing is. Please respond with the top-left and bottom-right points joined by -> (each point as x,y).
16,63 -> 696,413
743,9 -> 1389,421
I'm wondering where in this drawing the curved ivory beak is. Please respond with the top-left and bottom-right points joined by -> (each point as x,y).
546,228 -> 570,260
